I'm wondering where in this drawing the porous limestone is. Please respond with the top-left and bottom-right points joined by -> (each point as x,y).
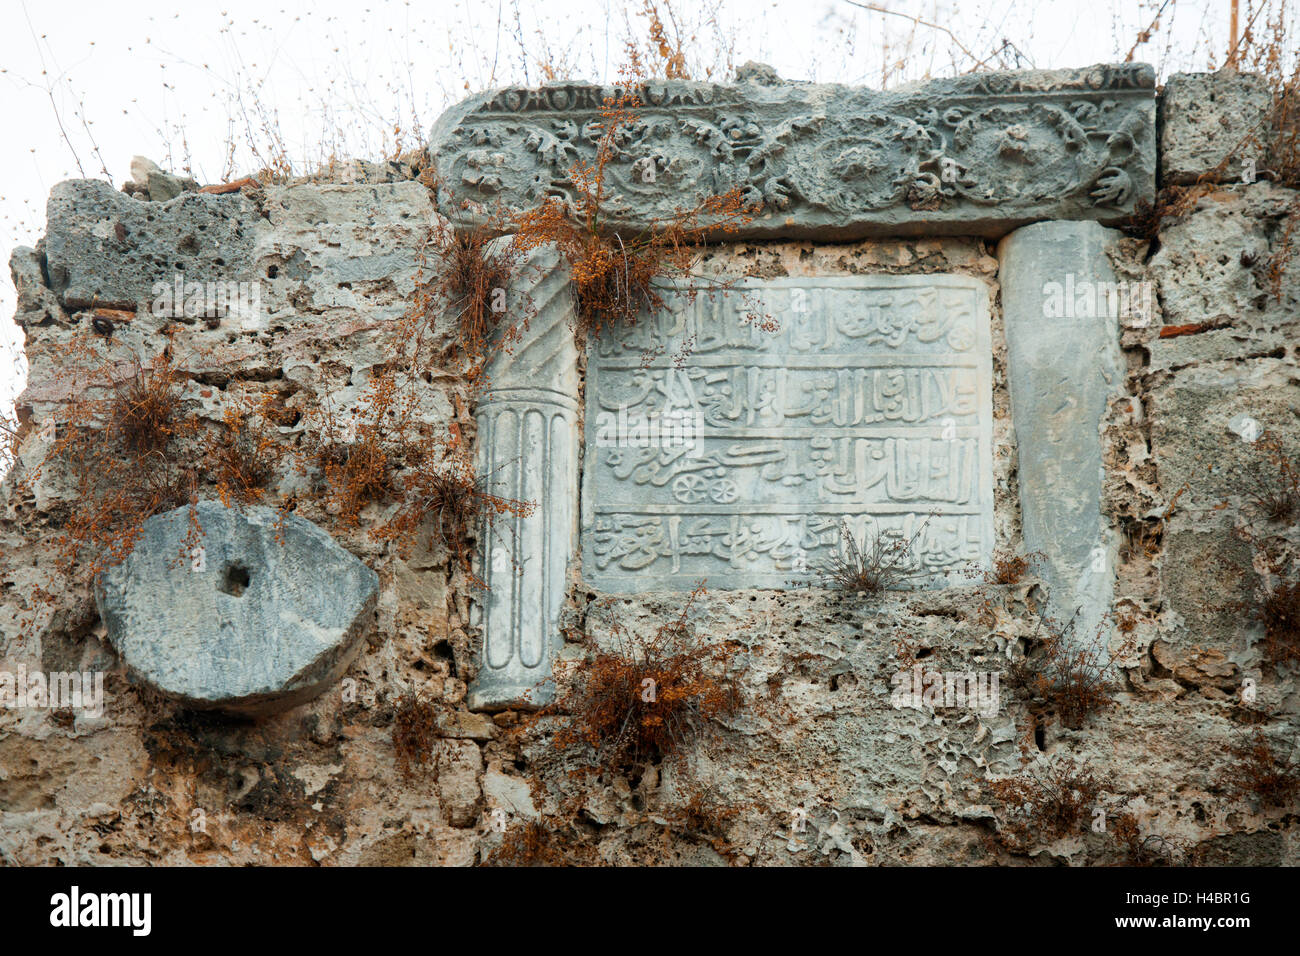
1160,71 -> 1272,186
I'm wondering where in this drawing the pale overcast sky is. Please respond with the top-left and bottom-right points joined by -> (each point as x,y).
0,0 -> 1256,420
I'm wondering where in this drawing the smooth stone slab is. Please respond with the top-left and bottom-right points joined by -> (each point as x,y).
468,244 -> 579,710
429,64 -> 1155,240
998,221 -> 1126,648
95,501 -> 378,715
582,275 -> 995,591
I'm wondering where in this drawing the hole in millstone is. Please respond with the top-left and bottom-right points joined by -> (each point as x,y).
219,563 -> 252,597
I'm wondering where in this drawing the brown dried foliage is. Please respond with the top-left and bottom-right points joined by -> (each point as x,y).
511,83 -> 755,341
300,374 -> 409,525
1006,609 -> 1134,729
1257,573 -> 1300,666
988,757 -> 1103,851
1227,729 -> 1300,808
377,450 -> 535,587
483,818 -> 596,867
623,1 -> 691,80
991,552 -> 1031,586
203,392 -> 283,508
984,548 -> 1043,586
1109,810 -> 1180,866
545,585 -> 743,772
392,690 -> 439,778
414,216 -> 524,385
668,789 -> 745,859
24,341 -> 200,578
299,369 -> 533,578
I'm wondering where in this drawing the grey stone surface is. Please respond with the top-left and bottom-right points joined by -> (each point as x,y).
582,275 -> 994,591
127,156 -> 199,202
8,246 -> 64,328
95,501 -> 378,715
42,179 -> 261,312
1160,71 -> 1272,186
998,221 -> 1126,648
468,244 -> 580,710
255,182 -> 435,330
429,64 -> 1155,240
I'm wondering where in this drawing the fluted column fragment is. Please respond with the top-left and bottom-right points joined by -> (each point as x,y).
468,244 -> 579,710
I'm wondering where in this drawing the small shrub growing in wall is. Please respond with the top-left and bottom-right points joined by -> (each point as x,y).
412,214 -> 525,384
510,84 -> 756,341
377,452 -> 535,588
1227,729 -> 1300,809
1005,610 -> 1135,729
482,817 -> 596,867
23,339 -> 200,579
812,517 -> 933,599
298,369 -> 533,570
544,585 -> 743,774
987,549 -> 1043,586
988,757 -> 1103,851
1244,433 -> 1299,526
392,690 -> 440,778
1256,573 -> 1300,667
1108,810 -> 1182,866
300,374 -> 409,524
203,391 -> 284,508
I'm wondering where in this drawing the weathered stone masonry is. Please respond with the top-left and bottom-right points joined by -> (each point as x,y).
1,65 -> 1297,866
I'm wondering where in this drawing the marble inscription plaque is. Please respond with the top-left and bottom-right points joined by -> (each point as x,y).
582,275 -> 994,591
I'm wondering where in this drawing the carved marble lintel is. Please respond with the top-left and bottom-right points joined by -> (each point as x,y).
429,64 -> 1155,241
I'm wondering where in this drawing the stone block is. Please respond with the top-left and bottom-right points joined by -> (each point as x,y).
998,221 -> 1126,648
95,501 -> 378,716
1160,71 -> 1272,186
429,64 -> 1155,240
42,179 -> 262,313
582,275 -> 994,590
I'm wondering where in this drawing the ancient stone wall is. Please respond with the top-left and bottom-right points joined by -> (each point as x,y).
1,66 -> 1296,866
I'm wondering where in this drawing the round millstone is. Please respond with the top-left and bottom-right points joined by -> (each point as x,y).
95,501 -> 379,716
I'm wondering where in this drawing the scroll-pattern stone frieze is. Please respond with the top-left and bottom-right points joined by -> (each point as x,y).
428,64 -> 1155,240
